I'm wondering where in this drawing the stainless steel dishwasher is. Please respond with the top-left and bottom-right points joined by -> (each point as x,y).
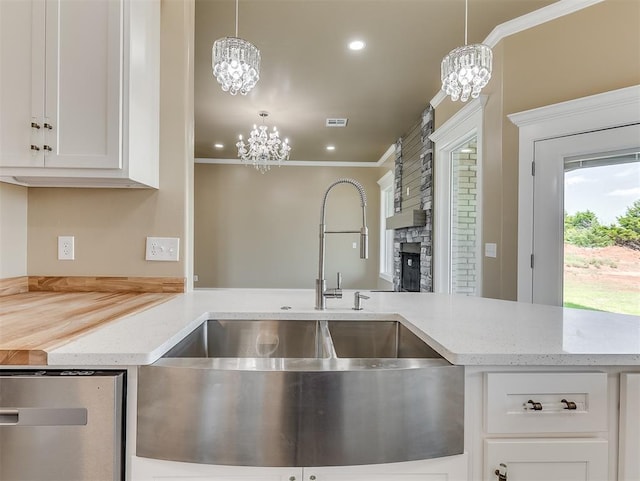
0,370 -> 125,481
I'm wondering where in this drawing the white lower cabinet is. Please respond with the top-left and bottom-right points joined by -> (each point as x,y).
131,455 -> 468,481
482,372 -> 610,481
131,456 -> 300,480
485,438 -> 608,481
303,455 -> 468,480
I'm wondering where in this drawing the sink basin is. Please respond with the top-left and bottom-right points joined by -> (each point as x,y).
328,320 -> 441,358
138,317 -> 463,468
164,320 -> 327,359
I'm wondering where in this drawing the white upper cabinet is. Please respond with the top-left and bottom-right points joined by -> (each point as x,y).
0,0 -> 159,188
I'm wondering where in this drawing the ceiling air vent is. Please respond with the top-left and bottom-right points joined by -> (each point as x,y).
326,118 -> 348,127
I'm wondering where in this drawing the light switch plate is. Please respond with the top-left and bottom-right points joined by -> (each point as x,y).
485,242 -> 497,258
146,237 -> 180,261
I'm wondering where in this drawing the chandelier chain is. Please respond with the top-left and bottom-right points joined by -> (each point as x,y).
464,0 -> 468,45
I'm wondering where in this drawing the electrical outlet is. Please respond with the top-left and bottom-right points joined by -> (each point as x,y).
58,236 -> 75,260
145,237 -> 180,261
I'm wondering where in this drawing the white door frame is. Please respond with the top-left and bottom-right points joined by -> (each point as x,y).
430,95 -> 486,294
508,85 -> 640,302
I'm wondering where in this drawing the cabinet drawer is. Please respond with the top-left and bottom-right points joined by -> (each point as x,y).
485,372 -> 607,434
485,438 -> 608,481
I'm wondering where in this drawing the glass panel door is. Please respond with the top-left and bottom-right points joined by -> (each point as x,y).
564,150 -> 640,315
532,123 -> 640,311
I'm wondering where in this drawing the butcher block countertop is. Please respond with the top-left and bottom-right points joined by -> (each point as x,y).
0,291 -> 176,365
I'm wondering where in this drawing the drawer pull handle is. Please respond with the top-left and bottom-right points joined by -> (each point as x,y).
43,122 -> 53,130
31,122 -> 40,129
30,145 -> 40,151
526,399 -> 542,411
495,463 -> 508,480
525,399 -> 579,411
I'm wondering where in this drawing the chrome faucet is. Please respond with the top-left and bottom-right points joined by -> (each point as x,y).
315,179 -> 368,310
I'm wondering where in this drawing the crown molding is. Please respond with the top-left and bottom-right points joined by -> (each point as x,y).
195,143 -> 396,169
484,0 -> 604,48
194,158 -> 382,168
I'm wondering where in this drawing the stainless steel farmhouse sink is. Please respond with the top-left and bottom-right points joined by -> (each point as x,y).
137,318 -> 464,467
163,319 -> 330,359
327,320 -> 442,358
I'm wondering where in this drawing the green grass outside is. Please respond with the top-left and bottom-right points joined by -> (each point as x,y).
564,276 -> 640,316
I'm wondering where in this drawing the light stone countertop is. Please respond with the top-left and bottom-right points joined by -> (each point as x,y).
47,289 -> 640,366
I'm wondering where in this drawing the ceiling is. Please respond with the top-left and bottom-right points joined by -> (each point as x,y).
194,0 -> 557,164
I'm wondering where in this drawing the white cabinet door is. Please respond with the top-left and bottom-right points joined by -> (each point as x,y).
0,0 -> 159,187
304,455 -> 468,481
0,0 -> 45,168
485,439 -> 608,481
619,373 -> 640,481
131,456 -> 301,481
43,0 -> 122,169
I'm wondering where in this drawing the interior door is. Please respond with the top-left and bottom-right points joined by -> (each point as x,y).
532,123 -> 640,306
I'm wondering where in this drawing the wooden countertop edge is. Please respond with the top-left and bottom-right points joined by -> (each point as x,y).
39,294 -> 178,356
0,291 -> 178,365
0,349 -> 47,366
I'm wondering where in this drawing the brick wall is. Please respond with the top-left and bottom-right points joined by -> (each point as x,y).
451,139 -> 478,295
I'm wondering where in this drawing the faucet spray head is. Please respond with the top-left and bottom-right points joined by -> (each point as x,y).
360,227 -> 369,259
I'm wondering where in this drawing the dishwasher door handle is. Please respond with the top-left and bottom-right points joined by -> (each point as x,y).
0,409 -> 19,425
0,408 -> 87,426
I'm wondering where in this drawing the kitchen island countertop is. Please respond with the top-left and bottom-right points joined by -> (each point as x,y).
43,289 -> 640,366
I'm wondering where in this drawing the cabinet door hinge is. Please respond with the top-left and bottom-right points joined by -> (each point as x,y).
530,253 -> 534,268
531,161 -> 536,176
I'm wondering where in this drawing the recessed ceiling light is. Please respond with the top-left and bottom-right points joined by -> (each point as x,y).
348,40 -> 366,51
326,145 -> 336,151
214,143 -> 224,149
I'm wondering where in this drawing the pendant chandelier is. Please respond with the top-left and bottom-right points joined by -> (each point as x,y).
212,0 -> 260,96
237,112 -> 291,174
441,0 -> 492,102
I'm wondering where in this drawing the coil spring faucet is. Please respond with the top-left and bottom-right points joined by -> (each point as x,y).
315,179 -> 368,310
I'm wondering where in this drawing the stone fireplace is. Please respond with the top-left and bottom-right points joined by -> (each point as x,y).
399,242 -> 421,292
390,106 -> 434,292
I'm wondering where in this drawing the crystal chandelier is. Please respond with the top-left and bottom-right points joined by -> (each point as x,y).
237,112 -> 291,173
212,0 -> 260,96
441,0 -> 492,102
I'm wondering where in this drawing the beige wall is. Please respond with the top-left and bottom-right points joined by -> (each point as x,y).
25,0 -> 194,279
194,164 -> 383,289
0,183 -> 28,277
435,0 -> 640,300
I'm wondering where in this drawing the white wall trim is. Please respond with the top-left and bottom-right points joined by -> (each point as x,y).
429,96 -> 486,295
378,170 -> 395,282
509,84 -> 640,302
429,96 -> 488,146
430,0 -> 604,108
484,0 -> 604,48
195,143 -> 396,169
194,158 -> 381,168
377,169 -> 394,187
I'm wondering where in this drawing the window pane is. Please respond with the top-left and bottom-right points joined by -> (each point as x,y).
450,138 -> 479,295
563,152 -> 640,315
